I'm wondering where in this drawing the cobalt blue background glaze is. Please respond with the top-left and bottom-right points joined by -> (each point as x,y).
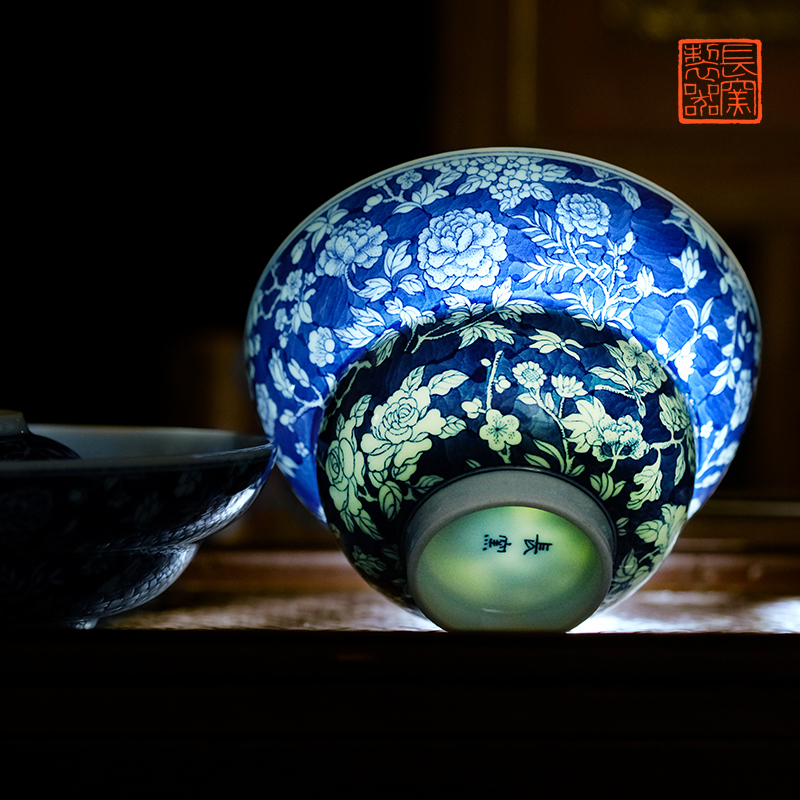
316,308 -> 696,610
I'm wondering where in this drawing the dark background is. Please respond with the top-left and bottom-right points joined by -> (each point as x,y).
4,1 -> 799,497
4,6 -> 438,426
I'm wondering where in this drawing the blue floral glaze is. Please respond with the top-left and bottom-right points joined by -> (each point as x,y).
246,148 -> 760,530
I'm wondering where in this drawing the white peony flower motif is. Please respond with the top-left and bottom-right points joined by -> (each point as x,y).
317,218 -> 388,277
556,193 -> 611,237
417,208 -> 508,291
360,385 -> 446,477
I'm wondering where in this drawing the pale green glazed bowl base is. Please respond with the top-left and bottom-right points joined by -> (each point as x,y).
405,469 -> 615,631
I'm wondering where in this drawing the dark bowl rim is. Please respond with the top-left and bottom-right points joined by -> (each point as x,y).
0,424 -> 274,475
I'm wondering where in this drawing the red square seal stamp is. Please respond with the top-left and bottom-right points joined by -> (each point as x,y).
679,39 -> 762,123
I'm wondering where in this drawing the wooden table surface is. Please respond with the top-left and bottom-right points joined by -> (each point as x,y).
101,548 -> 800,633
3,498 -> 797,793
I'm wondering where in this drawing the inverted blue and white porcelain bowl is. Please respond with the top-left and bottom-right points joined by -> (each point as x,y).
246,148 -> 760,631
